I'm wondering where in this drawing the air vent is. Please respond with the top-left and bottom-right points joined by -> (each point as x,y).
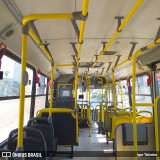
103,51 -> 117,55
79,62 -> 103,68
0,23 -> 18,40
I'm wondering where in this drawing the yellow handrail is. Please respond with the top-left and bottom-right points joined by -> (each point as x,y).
74,69 -> 78,108
112,70 -> 116,110
132,51 -> 139,160
92,0 -> 143,67
77,0 -> 89,61
49,65 -> 54,117
24,14 -> 75,63
104,38 -> 160,159
22,13 -> 73,25
17,32 -> 28,148
106,38 -> 160,75
29,29 -> 53,62
131,39 -> 159,159
136,110 -> 152,117
154,96 -> 160,160
118,81 -> 124,109
135,103 -> 154,107
86,73 -> 91,136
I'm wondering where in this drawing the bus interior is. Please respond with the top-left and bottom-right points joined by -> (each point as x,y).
0,0 -> 160,160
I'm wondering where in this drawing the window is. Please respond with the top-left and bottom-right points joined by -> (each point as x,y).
155,70 -> 160,96
107,87 -> 113,106
34,96 -> 46,116
26,67 -> 33,95
0,55 -> 33,142
130,75 -> 152,115
0,56 -> 20,97
0,56 -> 33,97
34,75 -> 47,116
36,74 -> 47,95
90,89 -> 103,108
116,80 -> 130,109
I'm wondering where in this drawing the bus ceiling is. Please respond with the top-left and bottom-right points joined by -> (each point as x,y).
0,0 -> 160,79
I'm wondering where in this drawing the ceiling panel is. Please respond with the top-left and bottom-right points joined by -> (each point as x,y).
13,0 -> 75,15
0,1 -> 17,31
1,0 -> 159,78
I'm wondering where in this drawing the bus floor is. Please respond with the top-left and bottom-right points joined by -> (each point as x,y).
55,122 -> 115,160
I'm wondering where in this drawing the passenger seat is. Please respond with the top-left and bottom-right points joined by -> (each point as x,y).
27,117 -> 57,154
7,127 -> 47,160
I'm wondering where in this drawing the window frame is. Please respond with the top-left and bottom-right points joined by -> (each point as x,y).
155,68 -> 160,96
0,49 -> 49,146
130,74 -> 152,96
0,49 -> 35,100
115,79 -> 130,108
35,72 -> 48,96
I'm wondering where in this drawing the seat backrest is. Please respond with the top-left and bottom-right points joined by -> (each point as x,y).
111,116 -> 132,140
63,97 -> 75,109
37,108 -> 78,146
136,116 -> 153,123
52,97 -> 65,108
27,117 -> 56,152
104,110 -> 114,132
7,127 -> 47,160
122,123 -> 148,145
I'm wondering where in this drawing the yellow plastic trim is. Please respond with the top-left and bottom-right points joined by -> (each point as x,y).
136,117 -> 152,123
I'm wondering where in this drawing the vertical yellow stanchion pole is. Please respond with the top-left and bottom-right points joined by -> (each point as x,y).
17,25 -> 29,149
106,87 -> 108,109
112,69 -> 116,110
132,52 -> 139,160
74,68 -> 78,109
58,85 -> 59,97
74,66 -> 79,142
104,76 -> 108,109
81,74 -> 84,119
86,74 -> 91,137
154,96 -> 160,160
49,64 -> 54,118
119,81 -> 124,109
